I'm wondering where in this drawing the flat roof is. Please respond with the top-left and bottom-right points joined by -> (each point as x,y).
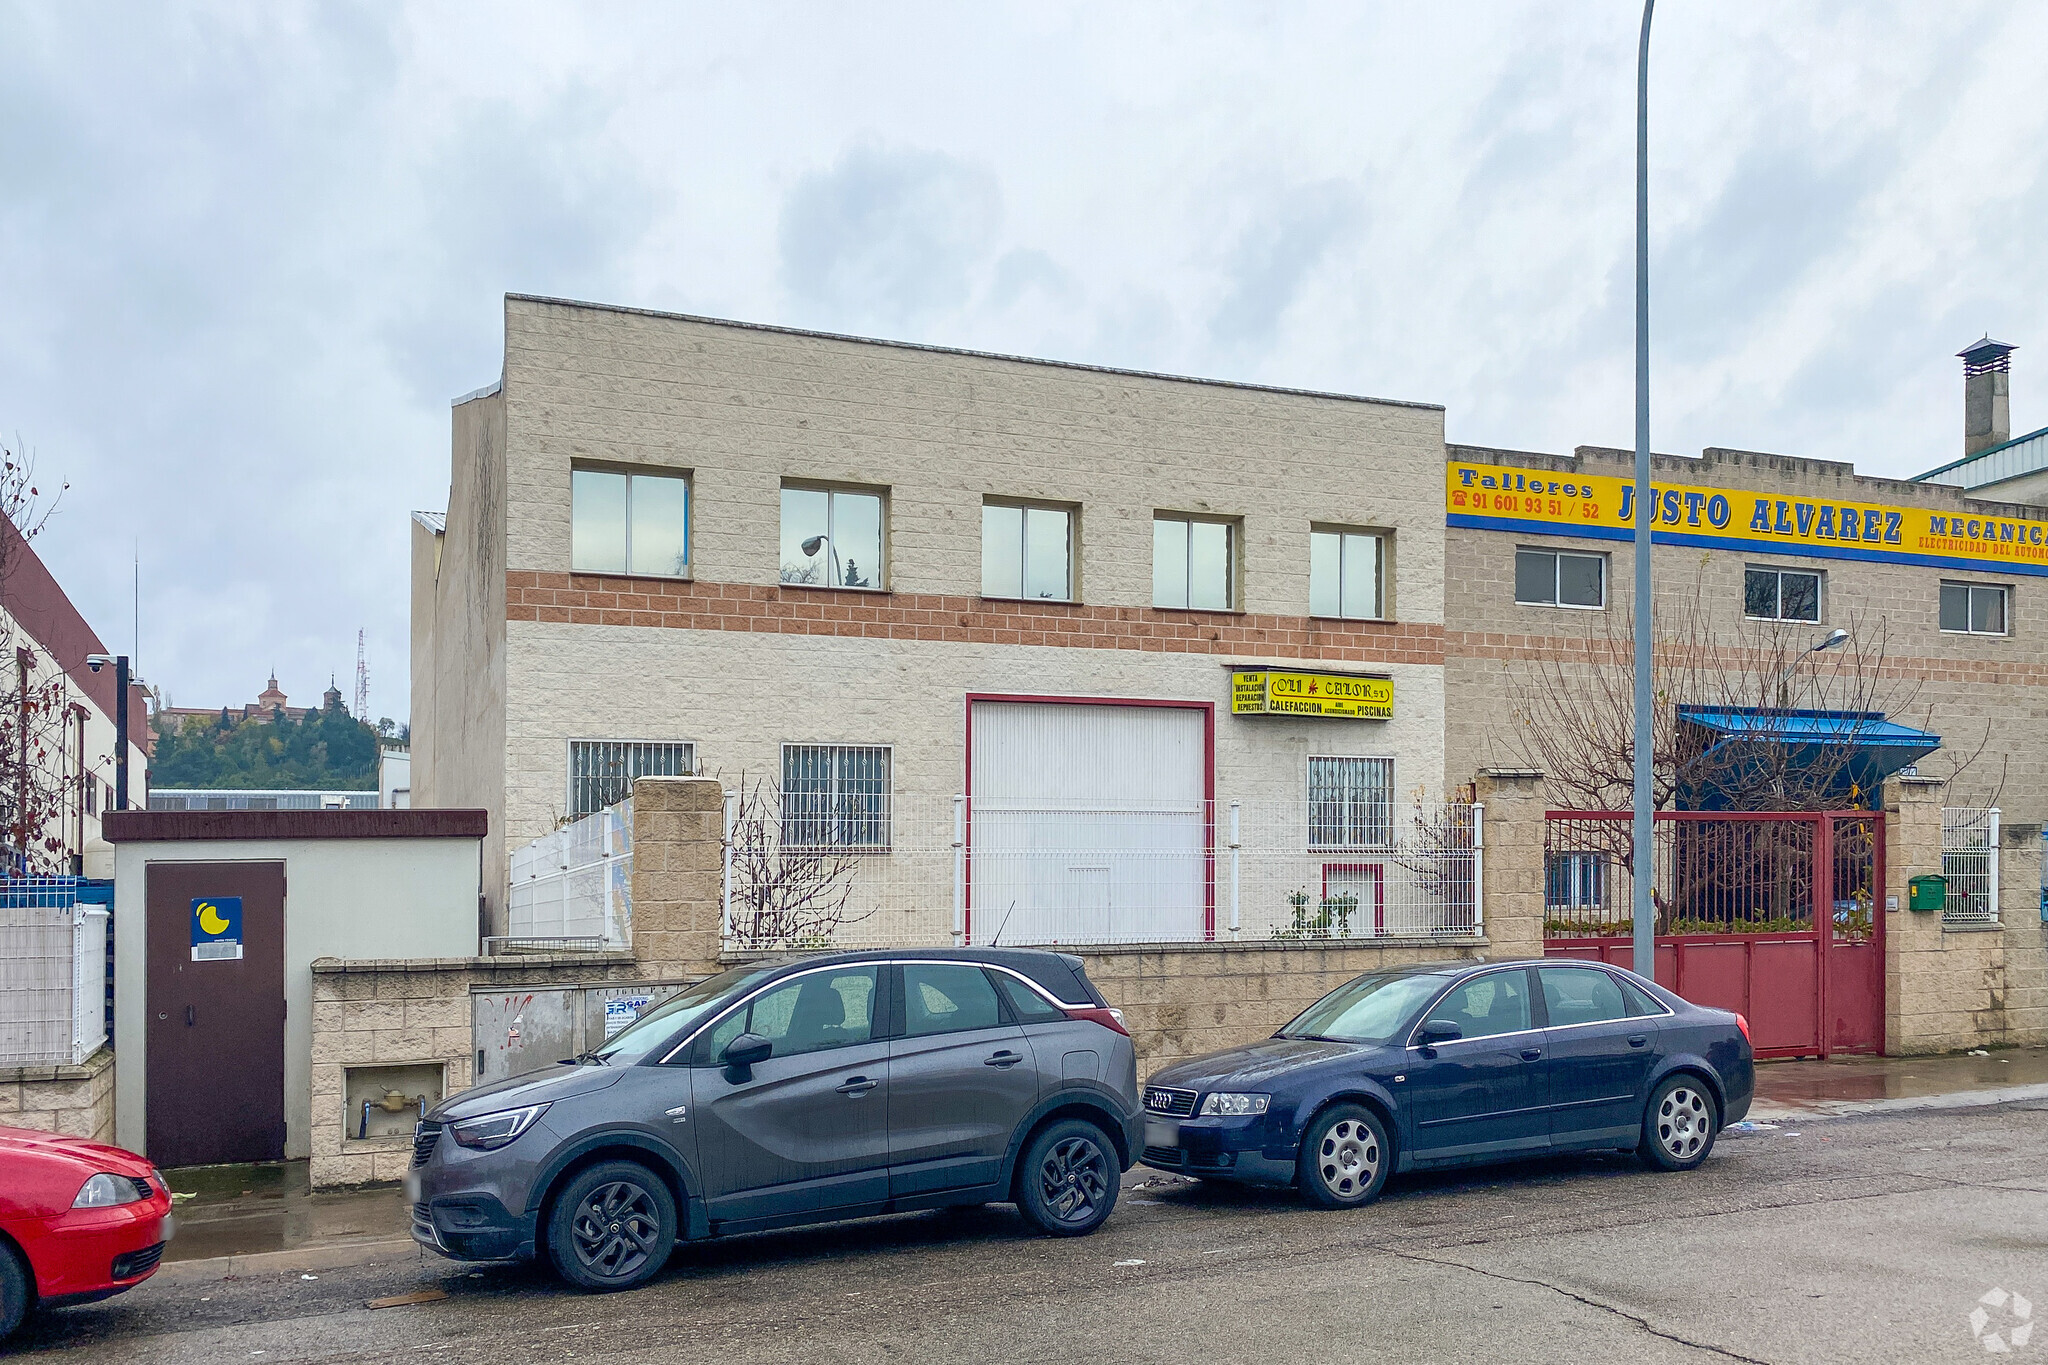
501,293 -> 1446,413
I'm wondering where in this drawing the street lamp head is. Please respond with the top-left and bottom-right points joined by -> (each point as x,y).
800,535 -> 827,556
1814,629 -> 1851,653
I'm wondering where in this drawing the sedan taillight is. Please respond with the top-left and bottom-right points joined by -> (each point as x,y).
1734,1013 -> 1752,1044
1068,1005 -> 1129,1037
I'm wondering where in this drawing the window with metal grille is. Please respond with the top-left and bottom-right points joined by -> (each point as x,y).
1307,757 -> 1393,849
1545,852 -> 1606,909
781,744 -> 892,849
568,741 -> 695,816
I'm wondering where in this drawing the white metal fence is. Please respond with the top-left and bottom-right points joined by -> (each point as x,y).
1941,806 -> 2000,927
719,796 -> 1481,952
0,883 -> 109,1067
504,799 -> 634,950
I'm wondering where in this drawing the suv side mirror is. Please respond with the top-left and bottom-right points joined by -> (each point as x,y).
721,1032 -> 773,1082
1416,1019 -> 1463,1049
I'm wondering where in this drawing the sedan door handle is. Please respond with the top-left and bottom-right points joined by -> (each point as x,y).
835,1076 -> 879,1097
1627,1036 -> 1648,1048
984,1051 -> 1024,1068
1520,1048 -> 1543,1061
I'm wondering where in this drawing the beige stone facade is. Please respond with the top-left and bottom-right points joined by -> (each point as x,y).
415,296 -> 1452,934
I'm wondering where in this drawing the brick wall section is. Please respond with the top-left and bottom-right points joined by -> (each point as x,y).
0,1049 -> 114,1143
506,574 -> 1448,665
1886,778 -> 2048,1054
630,777 -> 728,978
309,954 -> 640,1187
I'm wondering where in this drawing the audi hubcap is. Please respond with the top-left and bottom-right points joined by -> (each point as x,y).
1040,1136 -> 1109,1224
1657,1086 -> 1710,1161
1316,1118 -> 1380,1199
570,1181 -> 661,1279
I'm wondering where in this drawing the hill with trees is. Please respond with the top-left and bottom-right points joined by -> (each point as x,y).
150,703 -> 387,790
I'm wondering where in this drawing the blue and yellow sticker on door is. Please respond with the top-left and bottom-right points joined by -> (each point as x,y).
190,897 -> 244,962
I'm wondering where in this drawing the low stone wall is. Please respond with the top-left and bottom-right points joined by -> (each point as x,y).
0,1048 -> 115,1143
1078,939 -> 1491,1077
309,953 -> 640,1186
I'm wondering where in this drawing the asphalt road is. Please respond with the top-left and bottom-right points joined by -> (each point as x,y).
15,1101 -> 2048,1364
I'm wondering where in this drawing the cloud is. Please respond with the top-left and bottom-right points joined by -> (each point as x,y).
1208,181 -> 1362,353
778,143 -> 1001,332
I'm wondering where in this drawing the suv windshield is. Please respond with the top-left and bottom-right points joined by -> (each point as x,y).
1278,971 -> 1454,1045
592,964 -> 782,1065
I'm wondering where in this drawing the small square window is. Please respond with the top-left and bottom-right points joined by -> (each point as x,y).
781,487 -> 885,590
1744,568 -> 1822,623
571,468 -> 690,577
1153,515 -> 1235,610
982,502 -> 1074,601
1307,756 -> 1393,849
1940,582 -> 2008,636
782,744 -> 892,849
1309,529 -> 1385,620
1514,549 -> 1605,608
568,740 -> 695,816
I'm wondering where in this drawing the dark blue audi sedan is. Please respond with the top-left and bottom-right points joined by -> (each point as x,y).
1139,958 -> 1753,1207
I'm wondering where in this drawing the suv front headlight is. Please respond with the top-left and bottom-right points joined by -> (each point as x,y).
1199,1092 -> 1271,1117
448,1103 -> 551,1151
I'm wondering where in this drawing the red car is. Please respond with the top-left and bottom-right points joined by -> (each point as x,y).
0,1125 -> 174,1340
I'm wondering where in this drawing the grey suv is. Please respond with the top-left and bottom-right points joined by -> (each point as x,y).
405,949 -> 1141,1290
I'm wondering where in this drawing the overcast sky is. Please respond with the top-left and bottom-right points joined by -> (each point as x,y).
4,2 -> 2045,723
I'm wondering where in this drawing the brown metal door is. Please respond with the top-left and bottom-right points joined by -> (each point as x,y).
145,862 -> 287,1167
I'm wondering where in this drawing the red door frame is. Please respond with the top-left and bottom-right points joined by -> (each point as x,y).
963,694 -> 1217,943
1540,808 -> 1886,1059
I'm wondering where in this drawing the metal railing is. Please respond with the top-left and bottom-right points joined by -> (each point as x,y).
718,796 -> 1481,952
1942,807 -> 2000,927
0,879 -> 110,1068
506,799 -> 634,949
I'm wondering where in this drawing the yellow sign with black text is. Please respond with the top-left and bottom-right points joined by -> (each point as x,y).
1446,459 -> 2048,577
1232,670 -> 1394,719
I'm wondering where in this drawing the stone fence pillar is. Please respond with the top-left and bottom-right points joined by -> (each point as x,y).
629,776 -> 727,978
1471,769 -> 1546,959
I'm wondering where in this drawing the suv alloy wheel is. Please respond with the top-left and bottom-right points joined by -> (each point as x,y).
545,1160 -> 679,1292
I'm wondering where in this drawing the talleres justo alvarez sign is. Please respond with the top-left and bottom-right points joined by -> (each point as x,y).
1447,460 -> 2048,575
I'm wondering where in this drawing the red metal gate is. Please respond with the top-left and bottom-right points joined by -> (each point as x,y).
1541,810 -> 1883,1059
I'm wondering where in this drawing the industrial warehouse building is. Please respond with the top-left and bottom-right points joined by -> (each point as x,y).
412,297 -> 2045,1059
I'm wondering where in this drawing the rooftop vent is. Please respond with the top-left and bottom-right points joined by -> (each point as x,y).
1960,336 -> 2016,456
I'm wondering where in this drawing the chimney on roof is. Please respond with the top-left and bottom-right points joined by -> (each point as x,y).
1960,336 -> 2016,457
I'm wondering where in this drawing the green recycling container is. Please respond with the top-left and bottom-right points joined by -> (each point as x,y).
1908,874 -> 1947,912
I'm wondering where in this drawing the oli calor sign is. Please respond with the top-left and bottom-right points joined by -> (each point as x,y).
1232,669 -> 1393,719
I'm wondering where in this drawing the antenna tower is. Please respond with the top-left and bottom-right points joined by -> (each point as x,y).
354,629 -> 368,718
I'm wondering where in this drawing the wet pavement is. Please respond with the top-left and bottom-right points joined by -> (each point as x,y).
146,1045 -> 2048,1267
160,1161 -> 408,1264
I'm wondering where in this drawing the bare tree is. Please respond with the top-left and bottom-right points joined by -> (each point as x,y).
0,440 -> 76,874
724,775 -> 874,949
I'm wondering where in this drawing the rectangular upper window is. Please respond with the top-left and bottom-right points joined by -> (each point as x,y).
1309,528 -> 1385,620
1940,581 -> 2008,636
781,486 -> 885,590
571,468 -> 690,577
1153,515 -> 1234,611
982,502 -> 1074,602
781,744 -> 892,849
568,740 -> 695,817
1744,567 -> 1822,623
1514,548 -> 1604,609
1307,756 -> 1393,850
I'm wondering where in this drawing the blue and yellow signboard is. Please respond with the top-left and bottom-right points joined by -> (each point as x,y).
1447,459 -> 2048,576
190,896 -> 243,962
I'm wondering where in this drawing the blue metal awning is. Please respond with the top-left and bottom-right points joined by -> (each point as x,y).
1675,707 -> 1941,810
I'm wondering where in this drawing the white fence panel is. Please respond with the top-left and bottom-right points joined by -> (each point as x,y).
0,884 -> 108,1067
504,800 -> 634,950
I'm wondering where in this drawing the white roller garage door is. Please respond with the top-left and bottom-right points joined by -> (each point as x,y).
968,700 -> 1209,945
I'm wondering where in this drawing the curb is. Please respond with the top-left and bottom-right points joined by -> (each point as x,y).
155,1237 -> 424,1282
1747,1081 -> 2048,1124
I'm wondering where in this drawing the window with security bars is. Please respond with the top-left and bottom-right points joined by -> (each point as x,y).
1307,757 -> 1394,849
568,741 -> 696,816
782,744 -> 892,849
1545,852 -> 1607,909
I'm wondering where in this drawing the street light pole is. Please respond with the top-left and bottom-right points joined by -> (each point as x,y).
1630,0 -> 1657,979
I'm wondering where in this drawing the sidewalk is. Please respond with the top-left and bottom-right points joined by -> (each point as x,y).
159,1161 -> 413,1273
1749,1044 -> 2048,1121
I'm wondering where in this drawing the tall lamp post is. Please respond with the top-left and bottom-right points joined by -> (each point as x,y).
1629,0 -> 1658,978
85,654 -> 134,811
